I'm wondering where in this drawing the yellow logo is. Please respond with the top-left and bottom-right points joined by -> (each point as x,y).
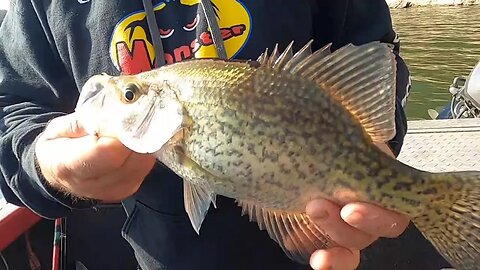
109,0 -> 251,75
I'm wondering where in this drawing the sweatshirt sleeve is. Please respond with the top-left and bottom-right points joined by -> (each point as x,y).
0,0 -> 94,219
388,49 -> 410,157
375,13 -> 411,158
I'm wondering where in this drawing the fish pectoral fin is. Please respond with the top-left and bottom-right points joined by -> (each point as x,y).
238,200 -> 335,265
184,181 -> 215,234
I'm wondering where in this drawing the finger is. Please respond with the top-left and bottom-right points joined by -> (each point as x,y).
49,136 -> 133,181
95,152 -> 156,200
39,122 -> 155,199
43,113 -> 88,140
306,199 -> 377,250
310,247 -> 360,270
340,202 -> 410,238
69,151 -> 156,200
75,136 -> 133,175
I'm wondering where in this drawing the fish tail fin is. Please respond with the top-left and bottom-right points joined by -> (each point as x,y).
412,171 -> 479,270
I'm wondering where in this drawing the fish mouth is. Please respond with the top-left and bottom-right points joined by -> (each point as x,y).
74,74 -> 116,136
75,74 -> 185,154
76,74 -> 112,109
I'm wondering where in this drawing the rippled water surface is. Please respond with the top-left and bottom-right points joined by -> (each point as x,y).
390,6 -> 480,119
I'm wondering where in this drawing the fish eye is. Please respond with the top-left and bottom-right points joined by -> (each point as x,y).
122,83 -> 140,103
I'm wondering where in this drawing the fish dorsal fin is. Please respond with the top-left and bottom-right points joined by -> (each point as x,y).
259,40 -> 314,72
300,42 -> 397,141
286,41 -> 329,74
184,181 -> 216,234
272,41 -> 294,70
238,201 -> 335,264
267,43 -> 280,66
256,47 -> 269,65
258,41 -> 397,142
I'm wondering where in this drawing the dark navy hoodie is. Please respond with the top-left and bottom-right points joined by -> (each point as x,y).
0,0 -> 452,269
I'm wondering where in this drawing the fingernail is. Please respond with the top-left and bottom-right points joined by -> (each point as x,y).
309,250 -> 329,270
344,211 -> 364,225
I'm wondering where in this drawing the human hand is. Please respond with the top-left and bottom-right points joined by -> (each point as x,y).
306,142 -> 410,270
35,113 -> 156,202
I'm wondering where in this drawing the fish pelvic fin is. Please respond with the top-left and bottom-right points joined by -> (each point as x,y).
159,144 -> 217,234
237,200 -> 335,264
412,171 -> 480,270
258,40 -> 397,142
184,180 -> 216,234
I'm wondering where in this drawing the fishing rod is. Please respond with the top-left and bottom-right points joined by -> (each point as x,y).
52,217 -> 67,270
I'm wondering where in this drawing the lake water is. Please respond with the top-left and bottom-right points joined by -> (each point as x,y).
390,5 -> 480,119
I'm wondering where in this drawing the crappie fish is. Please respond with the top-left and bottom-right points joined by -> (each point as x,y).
76,41 -> 479,270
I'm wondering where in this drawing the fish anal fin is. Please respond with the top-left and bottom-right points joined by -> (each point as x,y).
238,201 -> 335,264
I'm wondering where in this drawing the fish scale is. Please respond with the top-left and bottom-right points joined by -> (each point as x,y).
167,60 -> 434,223
182,105 -> 313,208
77,41 -> 480,269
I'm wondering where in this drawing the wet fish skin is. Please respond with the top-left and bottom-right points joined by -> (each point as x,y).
154,60 -> 403,208
77,42 -> 480,270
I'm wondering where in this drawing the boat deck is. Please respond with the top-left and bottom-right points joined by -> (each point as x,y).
397,118 -> 480,172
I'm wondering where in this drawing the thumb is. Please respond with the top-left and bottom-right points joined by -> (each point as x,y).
42,113 -> 90,140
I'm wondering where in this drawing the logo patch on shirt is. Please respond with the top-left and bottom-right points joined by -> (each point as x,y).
109,0 -> 251,75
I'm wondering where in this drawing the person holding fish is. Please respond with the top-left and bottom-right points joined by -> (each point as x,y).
1,1 -> 477,270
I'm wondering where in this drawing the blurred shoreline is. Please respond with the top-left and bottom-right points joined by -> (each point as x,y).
387,0 -> 480,8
